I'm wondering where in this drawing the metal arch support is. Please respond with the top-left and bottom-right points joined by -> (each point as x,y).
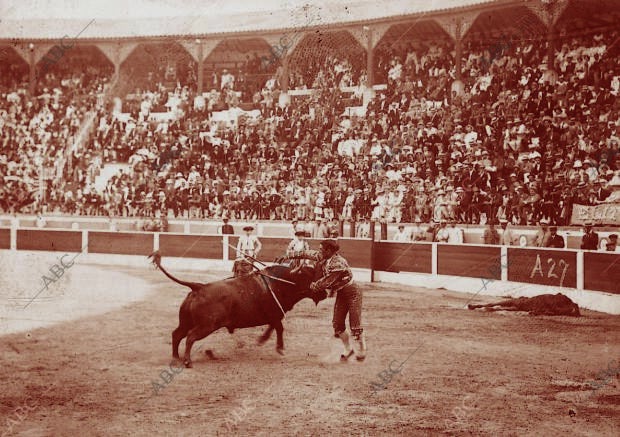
12,43 -> 53,65
434,11 -> 481,42
346,23 -> 390,51
96,41 -> 139,76
526,0 -> 570,28
178,39 -> 219,63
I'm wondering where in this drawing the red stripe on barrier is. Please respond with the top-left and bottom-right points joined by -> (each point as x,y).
337,239 -> 372,269
584,252 -> 620,294
159,234 -> 222,259
373,242 -> 432,273
0,228 -> 10,249
88,231 -> 153,255
16,229 -> 82,252
437,244 -> 502,279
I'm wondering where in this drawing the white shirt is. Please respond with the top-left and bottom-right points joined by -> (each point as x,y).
393,229 -> 410,242
237,234 -> 261,258
287,237 -> 309,255
436,227 -> 450,242
447,226 -> 464,244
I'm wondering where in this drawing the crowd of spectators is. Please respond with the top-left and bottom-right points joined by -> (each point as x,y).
1,49 -> 112,215
1,26 -> 619,229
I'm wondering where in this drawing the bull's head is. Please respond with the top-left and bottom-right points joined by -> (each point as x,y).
265,264 -> 327,308
289,265 -> 327,306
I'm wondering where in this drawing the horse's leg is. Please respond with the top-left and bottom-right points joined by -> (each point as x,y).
468,298 -> 517,310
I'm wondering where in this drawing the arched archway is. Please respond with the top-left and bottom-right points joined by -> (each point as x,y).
203,38 -> 274,102
287,30 -> 366,89
120,41 -> 196,96
36,45 -> 114,93
0,45 -> 29,91
374,19 -> 452,85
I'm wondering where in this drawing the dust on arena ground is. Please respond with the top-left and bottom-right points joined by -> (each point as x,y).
1,264 -> 619,436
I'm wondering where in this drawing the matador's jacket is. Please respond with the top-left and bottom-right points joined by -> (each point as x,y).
290,250 -> 353,294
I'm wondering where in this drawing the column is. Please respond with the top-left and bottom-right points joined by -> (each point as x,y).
197,40 -> 204,95
543,24 -> 558,85
451,18 -> 465,97
278,55 -> 290,107
366,26 -> 374,89
29,45 -> 36,96
455,22 -> 462,81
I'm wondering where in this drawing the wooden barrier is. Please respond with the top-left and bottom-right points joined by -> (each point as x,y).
5,227 -> 619,298
337,238 -> 372,269
437,244 -> 502,279
507,248 -> 577,289
373,242 -> 432,273
88,231 -> 153,255
0,228 -> 10,249
159,234 -> 222,259
16,229 -> 82,252
583,252 -> 620,294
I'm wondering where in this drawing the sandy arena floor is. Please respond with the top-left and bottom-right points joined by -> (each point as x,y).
1,262 -> 619,436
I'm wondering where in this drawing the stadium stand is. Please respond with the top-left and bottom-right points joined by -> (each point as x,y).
1,0 -> 619,236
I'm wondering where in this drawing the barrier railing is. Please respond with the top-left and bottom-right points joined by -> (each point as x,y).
3,214 -> 619,251
2,227 -> 618,295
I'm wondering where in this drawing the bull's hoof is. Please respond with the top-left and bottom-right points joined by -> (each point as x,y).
276,347 -> 285,356
355,355 -> 366,362
184,360 -> 193,368
204,350 -> 217,360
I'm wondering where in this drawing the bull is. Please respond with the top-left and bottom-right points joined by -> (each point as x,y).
148,251 -> 326,368
467,293 -> 581,316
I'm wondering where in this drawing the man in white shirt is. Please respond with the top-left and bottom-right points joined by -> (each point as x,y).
286,230 -> 310,268
411,218 -> 426,241
234,225 -> 262,277
220,69 -> 235,89
447,220 -> 464,244
499,219 -> 515,246
605,234 -> 619,253
393,224 -> 410,242
436,220 -> 450,243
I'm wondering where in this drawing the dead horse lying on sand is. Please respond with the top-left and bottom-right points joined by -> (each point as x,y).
467,293 -> 581,316
148,251 -> 325,368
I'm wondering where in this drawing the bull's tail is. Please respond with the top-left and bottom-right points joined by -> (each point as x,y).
148,250 -> 204,292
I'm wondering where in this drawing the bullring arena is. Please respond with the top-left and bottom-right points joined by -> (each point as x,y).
1,0 -> 620,436
1,219 -> 619,436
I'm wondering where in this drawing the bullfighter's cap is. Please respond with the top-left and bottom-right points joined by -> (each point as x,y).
609,234 -> 618,240
294,230 -> 306,236
320,239 -> 339,252
243,225 -> 255,231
